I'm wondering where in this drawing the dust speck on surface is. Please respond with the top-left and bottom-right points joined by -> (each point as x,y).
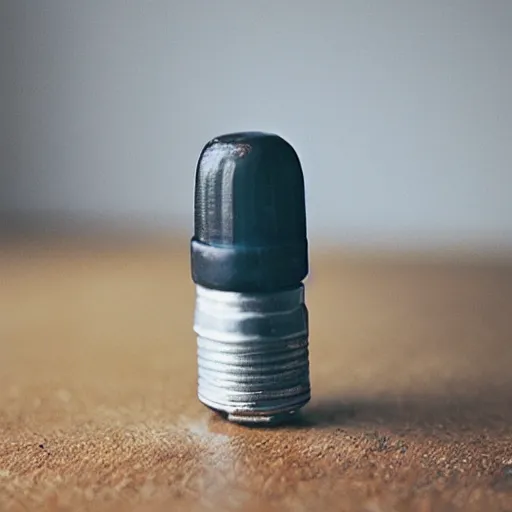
180,415 -> 230,446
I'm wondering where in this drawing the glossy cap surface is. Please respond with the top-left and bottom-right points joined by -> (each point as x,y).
191,132 -> 308,292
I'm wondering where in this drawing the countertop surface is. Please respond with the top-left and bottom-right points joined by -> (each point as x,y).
1,239 -> 511,511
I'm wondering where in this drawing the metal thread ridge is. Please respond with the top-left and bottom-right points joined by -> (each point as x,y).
194,285 -> 310,423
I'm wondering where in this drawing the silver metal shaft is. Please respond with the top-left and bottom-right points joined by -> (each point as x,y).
194,284 -> 310,424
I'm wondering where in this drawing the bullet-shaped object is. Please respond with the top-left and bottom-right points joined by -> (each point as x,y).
191,132 -> 310,424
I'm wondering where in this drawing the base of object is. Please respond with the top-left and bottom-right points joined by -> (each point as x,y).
194,285 -> 310,426
226,412 -> 296,425
202,397 -> 310,426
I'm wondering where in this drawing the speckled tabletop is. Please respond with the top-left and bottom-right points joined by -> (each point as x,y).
1,239 -> 511,511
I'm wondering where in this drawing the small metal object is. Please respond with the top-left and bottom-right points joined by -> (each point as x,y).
191,132 -> 310,425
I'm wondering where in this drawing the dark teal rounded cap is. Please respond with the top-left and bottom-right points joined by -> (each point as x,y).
191,132 -> 308,292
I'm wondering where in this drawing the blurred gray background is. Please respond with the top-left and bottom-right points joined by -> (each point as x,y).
1,0 -> 511,251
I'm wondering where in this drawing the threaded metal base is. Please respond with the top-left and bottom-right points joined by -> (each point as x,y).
194,285 -> 310,425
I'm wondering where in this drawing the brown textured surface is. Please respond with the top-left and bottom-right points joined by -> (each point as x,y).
1,239 -> 512,511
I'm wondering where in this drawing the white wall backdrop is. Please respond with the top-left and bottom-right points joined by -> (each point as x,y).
1,1 -> 511,249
